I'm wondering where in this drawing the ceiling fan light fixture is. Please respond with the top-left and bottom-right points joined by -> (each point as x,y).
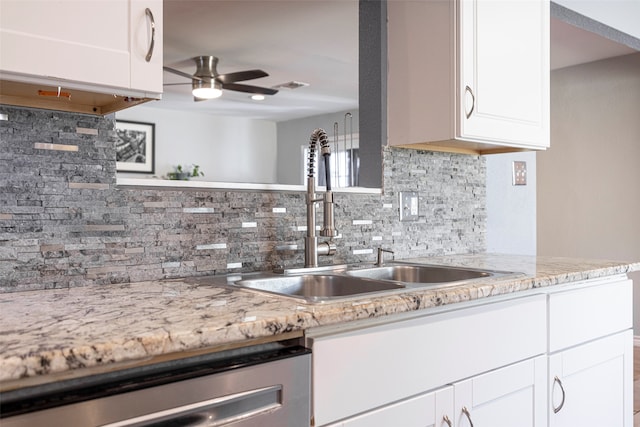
164,55 -> 276,101
192,80 -> 222,99
250,94 -> 265,101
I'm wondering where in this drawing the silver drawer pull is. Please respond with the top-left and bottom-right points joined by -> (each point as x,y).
462,406 -> 474,427
465,85 -> 475,119
553,376 -> 566,414
144,8 -> 156,62
442,414 -> 453,427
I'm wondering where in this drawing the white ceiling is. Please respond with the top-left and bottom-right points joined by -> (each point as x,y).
151,1 -> 638,121
550,17 -> 638,70
158,0 -> 359,122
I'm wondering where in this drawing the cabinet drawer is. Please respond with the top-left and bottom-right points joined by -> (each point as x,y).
310,294 -> 546,426
548,279 -> 632,352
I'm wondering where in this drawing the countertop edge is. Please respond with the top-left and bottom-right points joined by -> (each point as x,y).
0,255 -> 638,388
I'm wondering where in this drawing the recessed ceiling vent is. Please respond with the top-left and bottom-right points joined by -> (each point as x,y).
274,81 -> 310,89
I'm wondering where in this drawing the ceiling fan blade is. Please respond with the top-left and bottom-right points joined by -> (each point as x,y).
222,83 -> 278,95
163,82 -> 192,86
216,69 -> 268,84
163,66 -> 204,82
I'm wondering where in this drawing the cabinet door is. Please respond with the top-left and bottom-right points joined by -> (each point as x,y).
337,387 -> 454,427
548,330 -> 632,427
459,0 -> 549,149
130,0 -> 163,93
454,356 -> 547,427
0,0 -> 131,88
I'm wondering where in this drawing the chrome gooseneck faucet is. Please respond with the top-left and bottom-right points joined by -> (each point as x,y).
305,128 -> 337,268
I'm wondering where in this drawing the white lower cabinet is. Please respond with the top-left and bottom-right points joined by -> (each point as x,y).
327,387 -> 454,427
308,295 -> 547,426
546,277 -> 633,427
548,331 -> 632,427
310,275 -> 633,427
329,356 -> 547,427
454,356 -> 547,427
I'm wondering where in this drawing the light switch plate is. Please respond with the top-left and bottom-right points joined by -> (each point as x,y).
512,161 -> 527,186
399,191 -> 419,221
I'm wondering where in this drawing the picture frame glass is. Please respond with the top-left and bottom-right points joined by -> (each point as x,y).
115,120 -> 155,174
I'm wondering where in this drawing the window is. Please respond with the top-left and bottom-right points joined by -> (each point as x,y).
302,136 -> 360,188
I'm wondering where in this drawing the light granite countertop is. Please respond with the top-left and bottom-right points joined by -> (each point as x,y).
1,254 -> 638,390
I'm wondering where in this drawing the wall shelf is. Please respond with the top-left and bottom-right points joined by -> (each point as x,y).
116,177 -> 382,194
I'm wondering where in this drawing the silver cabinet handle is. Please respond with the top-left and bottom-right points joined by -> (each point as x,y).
144,8 -> 156,62
553,376 -> 566,414
465,85 -> 475,119
461,406 -> 474,427
442,414 -> 453,427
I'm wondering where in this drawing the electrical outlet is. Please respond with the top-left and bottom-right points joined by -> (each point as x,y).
512,161 -> 527,186
399,191 -> 419,221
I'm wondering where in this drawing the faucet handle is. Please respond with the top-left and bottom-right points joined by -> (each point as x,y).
375,247 -> 395,266
320,226 -> 338,238
320,191 -> 338,237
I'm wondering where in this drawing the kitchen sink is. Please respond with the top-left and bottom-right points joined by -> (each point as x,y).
346,263 -> 496,284
234,274 -> 405,303
230,263 -> 518,304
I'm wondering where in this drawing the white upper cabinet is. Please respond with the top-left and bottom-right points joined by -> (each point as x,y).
460,0 -> 549,148
129,0 -> 163,94
0,0 -> 162,115
388,0 -> 550,154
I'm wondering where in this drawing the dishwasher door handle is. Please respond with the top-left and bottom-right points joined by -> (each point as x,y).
101,385 -> 283,427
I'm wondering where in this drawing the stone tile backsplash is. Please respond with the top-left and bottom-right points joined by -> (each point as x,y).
0,106 -> 486,292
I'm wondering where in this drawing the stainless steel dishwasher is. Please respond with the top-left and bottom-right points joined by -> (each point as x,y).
0,341 -> 311,427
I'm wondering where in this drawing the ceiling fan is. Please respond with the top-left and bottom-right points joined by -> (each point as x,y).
163,56 -> 278,101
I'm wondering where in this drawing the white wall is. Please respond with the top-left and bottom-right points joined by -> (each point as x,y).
486,152 -> 537,256
538,53 -> 640,331
116,105 -> 278,183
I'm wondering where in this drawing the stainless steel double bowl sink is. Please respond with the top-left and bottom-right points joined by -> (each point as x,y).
232,263 -> 517,304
